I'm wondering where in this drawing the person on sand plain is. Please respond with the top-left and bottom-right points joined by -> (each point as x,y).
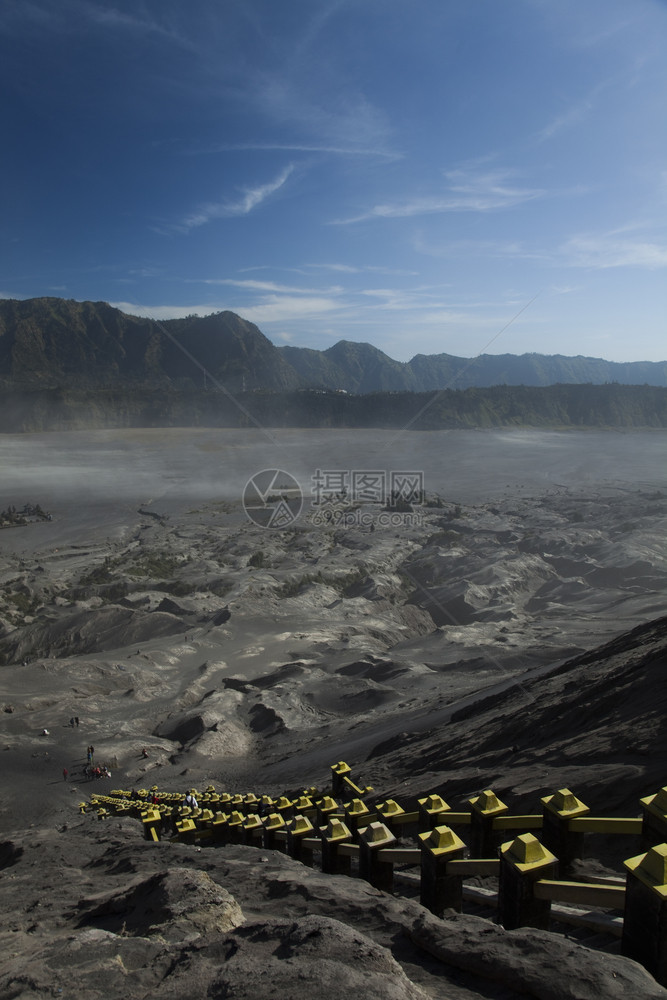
63,768 -> 68,781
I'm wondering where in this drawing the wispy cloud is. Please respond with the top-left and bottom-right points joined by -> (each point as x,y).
231,295 -> 341,324
571,15 -> 642,50
172,164 -> 295,232
199,278 -> 344,295
303,263 -> 419,276
334,168 -> 546,224
83,4 -> 189,45
109,302 -> 210,321
534,76 -> 614,142
412,234 -> 549,261
1,0 -> 194,49
114,295 -> 342,326
253,73 -> 397,160
535,98 -> 595,142
562,232 -> 667,269
188,141 -> 399,160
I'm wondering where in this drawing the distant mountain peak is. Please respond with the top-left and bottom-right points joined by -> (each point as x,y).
0,296 -> 665,394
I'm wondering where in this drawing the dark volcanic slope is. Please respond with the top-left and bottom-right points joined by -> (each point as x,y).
3,615 -> 667,1000
363,614 -> 667,817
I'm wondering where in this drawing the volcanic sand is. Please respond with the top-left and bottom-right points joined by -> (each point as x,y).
0,426 -> 665,827
1,427 -> 667,999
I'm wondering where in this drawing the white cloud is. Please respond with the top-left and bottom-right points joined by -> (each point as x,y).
194,141 -> 399,160
303,263 -> 419,276
200,278 -> 343,295
175,164 -> 295,232
562,233 -> 667,269
111,295 -> 341,325
412,234 -> 549,261
109,302 -> 211,320
230,296 -> 341,324
255,77 -> 396,160
334,168 -> 546,224
84,5 -> 184,43
535,98 -> 594,142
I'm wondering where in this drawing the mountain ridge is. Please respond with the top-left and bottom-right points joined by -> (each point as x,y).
1,296 -> 666,393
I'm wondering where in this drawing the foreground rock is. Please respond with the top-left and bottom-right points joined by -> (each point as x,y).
1,825 -> 665,1000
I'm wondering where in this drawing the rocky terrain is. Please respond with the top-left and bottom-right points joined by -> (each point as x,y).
0,426 -> 666,998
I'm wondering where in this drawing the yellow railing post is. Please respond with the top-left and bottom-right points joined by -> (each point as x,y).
243,813 -> 263,846
227,810 -> 246,844
274,796 -> 295,823
498,833 -> 558,931
344,798 -> 376,840
142,807 -> 162,842
331,761 -> 352,797
316,795 -> 340,827
286,814 -> 315,867
260,795 -> 275,815
359,822 -> 396,891
417,793 -> 451,833
211,812 -> 230,844
541,788 -> 589,876
173,817 -> 197,844
641,788 -> 667,849
377,799 -> 406,836
243,793 -> 260,814
623,843 -> 667,985
419,825 -> 466,916
321,817 -> 354,876
469,790 -> 508,858
262,813 -> 286,853
293,795 -> 318,823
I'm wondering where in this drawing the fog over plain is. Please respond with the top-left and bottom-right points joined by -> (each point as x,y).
2,426 -> 664,513
1,427 -> 664,760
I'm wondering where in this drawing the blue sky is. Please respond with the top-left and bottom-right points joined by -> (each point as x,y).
1,0 -> 666,363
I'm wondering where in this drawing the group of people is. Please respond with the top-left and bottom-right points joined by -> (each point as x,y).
85,763 -> 111,780
61,744 -> 110,781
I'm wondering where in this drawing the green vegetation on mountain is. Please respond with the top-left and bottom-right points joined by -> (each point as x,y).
1,297 -> 666,394
0,297 -> 295,392
0,296 -> 665,430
